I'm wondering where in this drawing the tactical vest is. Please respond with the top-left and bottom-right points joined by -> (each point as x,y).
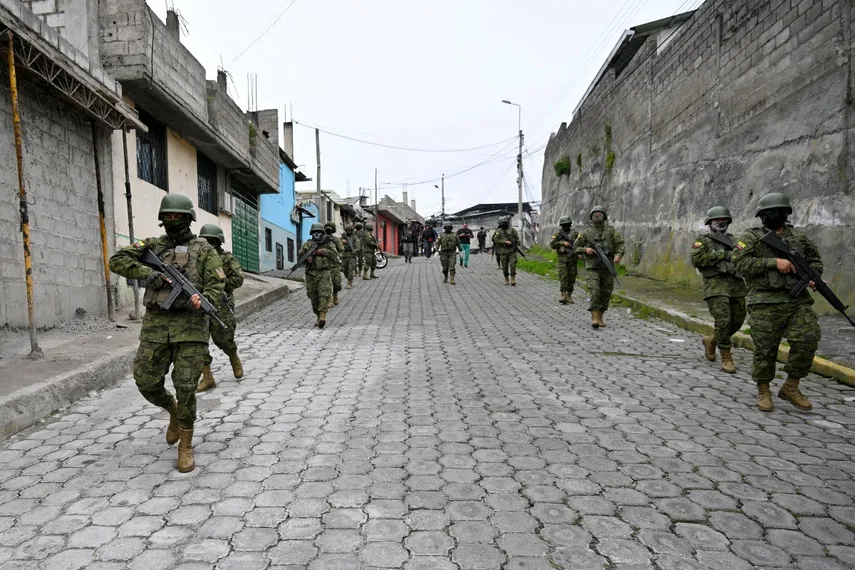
746,226 -> 809,293
143,238 -> 205,310
697,234 -> 738,279
438,233 -> 457,252
556,230 -> 578,262
494,228 -> 516,253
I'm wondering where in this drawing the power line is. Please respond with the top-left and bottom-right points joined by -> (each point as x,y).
294,121 -> 516,153
228,0 -> 298,65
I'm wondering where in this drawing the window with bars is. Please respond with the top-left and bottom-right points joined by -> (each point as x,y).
197,153 -> 218,215
287,238 -> 295,262
136,110 -> 168,190
264,228 -> 272,252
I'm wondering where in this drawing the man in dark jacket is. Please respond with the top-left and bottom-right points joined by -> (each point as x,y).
422,224 -> 438,259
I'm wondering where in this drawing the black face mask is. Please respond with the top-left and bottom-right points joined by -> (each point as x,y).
560,224 -> 572,233
325,228 -> 334,235
311,233 -> 324,242
163,219 -> 192,242
760,210 -> 788,230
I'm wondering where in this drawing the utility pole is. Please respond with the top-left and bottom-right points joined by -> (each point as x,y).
441,174 -> 445,227
315,128 -> 321,221
502,100 -> 524,246
374,168 -> 378,210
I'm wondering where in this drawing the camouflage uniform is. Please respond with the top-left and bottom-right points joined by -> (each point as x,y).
324,222 -> 343,305
205,248 -> 244,367
733,224 -> 822,386
362,227 -> 379,279
574,223 -> 625,315
299,236 -> 340,320
437,227 -> 461,283
690,233 -> 747,349
492,224 -> 520,284
354,226 -> 365,272
550,227 -> 579,301
109,235 -> 225,430
340,228 -> 359,286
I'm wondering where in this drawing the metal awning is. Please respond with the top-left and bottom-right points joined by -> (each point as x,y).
0,8 -> 146,131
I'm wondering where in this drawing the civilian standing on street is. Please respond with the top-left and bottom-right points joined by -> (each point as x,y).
422,223 -> 438,259
457,224 -> 474,267
477,227 -> 487,253
402,221 -> 416,263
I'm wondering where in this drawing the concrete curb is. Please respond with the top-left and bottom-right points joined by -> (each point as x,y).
611,290 -> 855,388
0,282 -> 293,439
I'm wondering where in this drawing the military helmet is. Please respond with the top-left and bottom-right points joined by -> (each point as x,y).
590,205 -> 607,220
324,221 -> 337,231
198,223 -> 225,243
158,193 -> 196,221
354,222 -> 363,229
443,223 -> 453,229
755,192 -> 792,217
345,224 -> 354,231
310,223 -> 326,233
558,215 -> 572,226
365,223 -> 374,230
704,206 -> 732,225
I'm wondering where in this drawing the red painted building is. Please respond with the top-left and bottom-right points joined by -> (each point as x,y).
366,195 -> 424,256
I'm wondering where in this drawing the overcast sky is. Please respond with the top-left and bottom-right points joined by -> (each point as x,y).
149,0 -> 698,217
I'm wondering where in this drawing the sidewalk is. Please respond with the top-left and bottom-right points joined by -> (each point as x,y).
0,273 -> 301,438
603,274 -> 855,387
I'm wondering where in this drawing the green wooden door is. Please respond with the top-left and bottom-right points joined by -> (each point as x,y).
231,188 -> 260,273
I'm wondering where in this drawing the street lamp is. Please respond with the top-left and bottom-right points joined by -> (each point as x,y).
502,99 -> 524,247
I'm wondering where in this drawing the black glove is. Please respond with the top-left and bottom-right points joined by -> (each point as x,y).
145,271 -> 171,290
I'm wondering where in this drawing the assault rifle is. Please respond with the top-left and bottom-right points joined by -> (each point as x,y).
592,242 -> 619,284
139,249 -> 226,328
558,229 -> 578,259
760,230 -> 855,328
285,236 -> 332,279
516,246 -> 527,259
708,231 -> 735,250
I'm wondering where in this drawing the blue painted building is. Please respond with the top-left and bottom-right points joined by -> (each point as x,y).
259,149 -> 310,272
298,201 -> 320,246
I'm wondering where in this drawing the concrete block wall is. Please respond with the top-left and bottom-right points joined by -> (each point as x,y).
206,80 -> 249,165
248,111 -> 280,193
20,0 -> 100,60
542,0 -> 855,312
0,69 -> 115,329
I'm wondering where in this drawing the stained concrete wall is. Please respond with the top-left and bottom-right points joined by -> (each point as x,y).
21,0 -> 100,60
541,0 -> 855,312
0,70 -> 115,329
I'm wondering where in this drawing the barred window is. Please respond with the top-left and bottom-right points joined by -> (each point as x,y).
197,152 -> 217,215
136,110 -> 167,190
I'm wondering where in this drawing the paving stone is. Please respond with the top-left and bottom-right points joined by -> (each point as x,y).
767,529 -> 825,556
798,517 -> 855,545
674,522 -> 730,551
708,511 -> 764,540
232,527 -> 279,551
359,542 -> 409,566
405,531 -> 454,555
452,544 -> 505,570
730,540 -> 793,567
316,529 -> 363,553
268,540 -> 318,565
596,538 -> 652,564
363,519 -> 409,542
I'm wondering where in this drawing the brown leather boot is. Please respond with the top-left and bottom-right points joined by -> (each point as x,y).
318,310 -> 327,329
720,348 -> 736,374
450,274 -> 455,285
229,352 -> 243,379
333,293 -> 339,305
504,276 -> 510,285
703,336 -> 717,362
177,429 -> 195,473
347,279 -> 353,290
597,311 -> 607,328
559,291 -> 568,305
196,366 -> 216,393
165,400 -> 179,445
778,377 -> 812,410
591,311 -> 600,329
510,275 -> 516,286
757,383 -> 773,412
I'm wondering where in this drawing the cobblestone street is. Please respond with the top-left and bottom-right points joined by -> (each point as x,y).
2,255 -> 855,570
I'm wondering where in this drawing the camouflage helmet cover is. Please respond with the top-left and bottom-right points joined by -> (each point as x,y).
590,205 -> 607,220
365,223 -> 374,230
324,221 -> 337,231
704,206 -> 733,225
158,193 -> 196,221
310,223 -> 326,233
558,215 -> 572,226
198,223 -> 225,243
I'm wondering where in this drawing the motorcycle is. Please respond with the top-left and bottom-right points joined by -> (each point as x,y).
374,251 -> 388,269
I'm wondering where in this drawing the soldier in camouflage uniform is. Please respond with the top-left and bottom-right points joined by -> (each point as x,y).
690,206 -> 747,374
299,223 -> 340,328
492,216 -> 520,286
324,221 -> 343,307
354,221 -> 365,273
550,215 -> 579,305
109,194 -> 225,473
340,224 -> 359,289
196,224 -> 244,393
362,223 -> 380,280
437,222 -> 462,284
733,193 -> 822,412
574,205 -> 625,329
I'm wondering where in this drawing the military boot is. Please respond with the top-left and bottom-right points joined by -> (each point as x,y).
333,293 -> 340,306
443,273 -> 448,283
363,268 -> 370,280
559,291 -> 569,305
197,366 -> 216,393
504,276 -> 510,285
177,429 -> 195,473
778,377 -> 812,410
591,311 -> 600,329
510,275 -> 516,286
347,279 -> 353,290
228,352 -> 243,379
719,348 -> 736,374
567,291 -> 575,304
757,383 -> 773,412
597,311 -> 607,328
165,399 -> 180,445
318,310 -> 327,329
702,336 -> 717,362
450,274 -> 455,285
370,270 -> 378,279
